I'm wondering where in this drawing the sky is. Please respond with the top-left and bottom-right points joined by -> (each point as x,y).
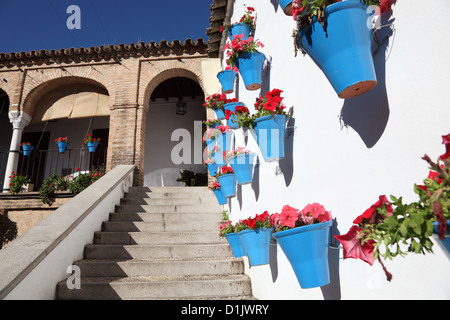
0,0 -> 213,53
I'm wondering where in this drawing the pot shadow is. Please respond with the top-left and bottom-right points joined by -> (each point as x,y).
270,0 -> 279,13
260,56 -> 272,97
279,109 -> 295,187
320,218 -> 342,300
339,12 -> 395,148
251,156 -> 261,202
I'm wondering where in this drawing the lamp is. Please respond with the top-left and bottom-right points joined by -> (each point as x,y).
176,97 -> 187,115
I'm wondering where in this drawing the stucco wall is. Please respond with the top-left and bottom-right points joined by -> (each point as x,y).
224,0 -> 450,299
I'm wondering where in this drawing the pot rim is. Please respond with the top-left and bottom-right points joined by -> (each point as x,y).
272,220 -> 332,240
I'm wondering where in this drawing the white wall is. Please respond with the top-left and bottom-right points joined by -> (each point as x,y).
144,96 -> 207,187
224,0 -> 450,300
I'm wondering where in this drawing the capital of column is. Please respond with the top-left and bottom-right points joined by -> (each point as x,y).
9,110 -> 32,130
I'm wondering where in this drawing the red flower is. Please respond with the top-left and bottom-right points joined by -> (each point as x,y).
221,166 -> 234,174
353,195 -> 392,225
255,211 -> 269,222
334,226 -> 376,266
225,109 -> 233,121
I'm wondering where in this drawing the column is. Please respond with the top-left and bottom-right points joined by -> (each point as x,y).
2,110 -> 32,193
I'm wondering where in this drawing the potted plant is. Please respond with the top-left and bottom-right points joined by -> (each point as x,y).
225,104 -> 249,129
203,128 -> 221,151
20,142 -> 34,156
209,180 -> 227,205
236,211 -> 275,266
215,166 -> 237,198
8,172 -> 32,194
335,133 -> 450,282
203,118 -> 222,129
55,136 -> 69,153
236,89 -> 289,162
203,93 -> 228,120
224,35 -> 265,90
82,134 -> 101,153
221,5 -> 256,41
226,147 -> 255,185
203,157 -> 219,176
220,220 -> 247,258
217,66 -> 238,94
272,204 -> 333,289
292,0 -> 393,98
215,125 -> 233,153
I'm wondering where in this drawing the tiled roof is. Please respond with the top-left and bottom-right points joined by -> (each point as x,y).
0,0 -> 230,66
207,0 -> 231,58
0,39 -> 209,66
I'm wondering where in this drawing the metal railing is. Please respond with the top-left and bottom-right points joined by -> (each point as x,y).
0,148 -> 107,192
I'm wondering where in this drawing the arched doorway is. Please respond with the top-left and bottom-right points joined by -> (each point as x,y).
19,78 -> 111,190
0,89 -> 11,192
144,77 -> 206,187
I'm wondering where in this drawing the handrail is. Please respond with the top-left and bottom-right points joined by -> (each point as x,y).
0,164 -> 135,300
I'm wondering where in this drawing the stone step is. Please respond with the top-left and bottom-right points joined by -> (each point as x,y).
102,220 -> 223,232
56,274 -> 252,300
114,204 -> 222,214
120,197 -> 218,206
94,231 -> 224,245
108,212 -> 222,222
102,219 -> 223,232
84,243 -> 234,260
74,257 -> 244,278
127,186 -> 211,194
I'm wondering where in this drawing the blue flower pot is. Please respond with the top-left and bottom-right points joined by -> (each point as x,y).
223,102 -> 244,129
236,51 -> 265,91
217,70 -> 237,94
277,0 -> 293,15
433,220 -> 450,253
87,141 -> 99,153
212,151 -> 225,166
296,1 -> 377,98
238,228 -> 273,266
217,131 -> 233,152
225,233 -> 247,258
205,138 -> 216,151
216,173 -> 236,198
22,145 -> 34,156
229,153 -> 255,185
207,162 -> 219,176
212,188 -> 227,205
228,23 -> 252,41
214,108 -> 226,120
253,114 -> 287,162
57,141 -> 69,153
272,221 -> 332,289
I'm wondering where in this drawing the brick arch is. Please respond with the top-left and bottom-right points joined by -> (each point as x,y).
0,81 -> 14,109
140,59 -> 205,110
22,75 -> 112,118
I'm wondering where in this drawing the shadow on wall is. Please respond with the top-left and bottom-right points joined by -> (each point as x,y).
247,219 -> 342,300
339,10 -> 396,149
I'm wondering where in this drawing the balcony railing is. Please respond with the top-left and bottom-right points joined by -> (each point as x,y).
0,148 -> 107,192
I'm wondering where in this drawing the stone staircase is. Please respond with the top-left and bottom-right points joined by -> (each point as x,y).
56,187 -> 253,300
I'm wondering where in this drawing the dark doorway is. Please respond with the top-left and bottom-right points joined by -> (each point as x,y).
91,128 -> 109,171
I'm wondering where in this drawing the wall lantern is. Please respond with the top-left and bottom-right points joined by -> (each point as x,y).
176,98 -> 187,115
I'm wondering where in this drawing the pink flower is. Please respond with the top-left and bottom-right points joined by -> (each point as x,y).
299,203 -> 332,223
269,212 -> 280,228
279,205 -> 299,229
334,226 -> 376,266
